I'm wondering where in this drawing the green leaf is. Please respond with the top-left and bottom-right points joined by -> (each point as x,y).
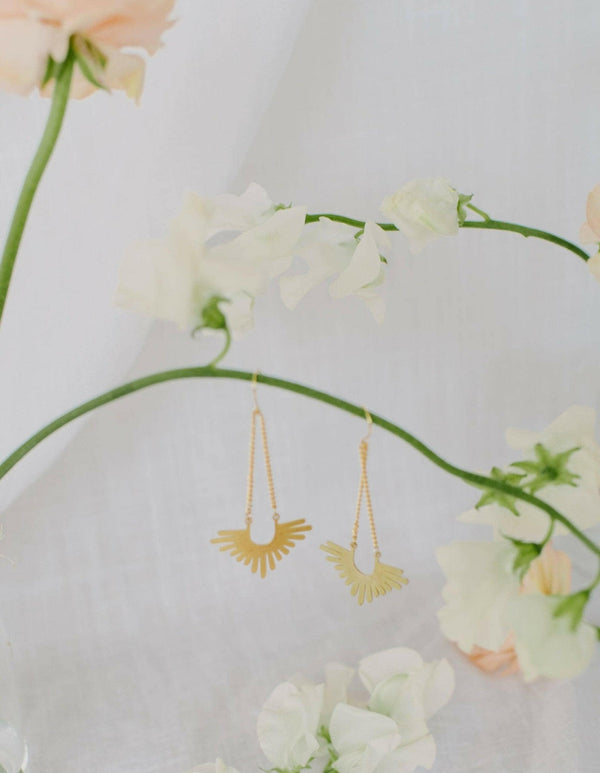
73,48 -> 107,91
198,295 -> 229,332
506,537 -> 542,579
512,443 -> 580,494
457,193 -> 473,225
475,466 -> 526,516
41,56 -> 60,88
552,590 -> 590,632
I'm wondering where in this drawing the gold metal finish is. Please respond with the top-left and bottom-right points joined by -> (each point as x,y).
321,408 -> 408,603
212,372 -> 312,576
321,542 -> 407,605
213,519 -> 312,578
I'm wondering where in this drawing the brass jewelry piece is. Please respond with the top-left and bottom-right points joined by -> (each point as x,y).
321,410 -> 408,604
211,373 -> 312,577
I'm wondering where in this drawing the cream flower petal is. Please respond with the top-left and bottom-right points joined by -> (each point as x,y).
280,217 -> 353,309
436,540 -> 521,652
257,681 -> 324,769
209,183 -> 275,235
222,293 -> 254,340
208,206 -> 306,294
458,501 -> 550,543
509,594 -> 597,681
358,649 -> 424,693
329,222 -> 388,299
321,662 -> 355,725
502,406 -> 600,536
417,659 -> 455,720
588,251 -> 600,281
329,704 -> 399,756
381,178 -> 459,254
377,733 -> 437,773
584,184 -> 600,237
115,238 -> 198,330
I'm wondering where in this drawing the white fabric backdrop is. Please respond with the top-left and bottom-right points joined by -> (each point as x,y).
1,1 -> 599,771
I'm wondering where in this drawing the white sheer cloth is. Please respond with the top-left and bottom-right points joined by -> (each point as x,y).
0,1 -> 599,771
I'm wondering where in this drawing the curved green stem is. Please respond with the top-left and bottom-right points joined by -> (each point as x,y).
0,52 -> 75,327
304,213 -> 590,262
207,328 -> 232,368
0,367 -> 598,558
461,219 -> 590,262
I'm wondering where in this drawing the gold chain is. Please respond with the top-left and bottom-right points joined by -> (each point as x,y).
350,413 -> 380,557
245,374 -> 279,525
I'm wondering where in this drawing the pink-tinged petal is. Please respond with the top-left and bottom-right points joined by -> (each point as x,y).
580,222 -> 599,244
585,184 -> 600,237
521,543 -> 571,596
101,49 -> 145,101
0,18 -> 53,94
467,634 -> 520,676
89,6 -> 176,54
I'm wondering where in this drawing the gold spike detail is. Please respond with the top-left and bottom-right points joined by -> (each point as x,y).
212,519 -> 312,579
321,541 -> 408,605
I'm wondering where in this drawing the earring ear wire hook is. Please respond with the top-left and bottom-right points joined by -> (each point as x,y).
362,408 -> 373,443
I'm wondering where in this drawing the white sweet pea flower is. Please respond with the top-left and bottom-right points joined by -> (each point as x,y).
359,648 -> 454,727
322,662 -> 356,725
257,680 -> 324,770
436,540 -> 522,652
329,704 -> 436,773
460,406 -> 600,542
188,760 -> 239,773
508,593 -> 597,681
116,184 -> 306,338
380,178 -> 461,254
280,218 -> 388,322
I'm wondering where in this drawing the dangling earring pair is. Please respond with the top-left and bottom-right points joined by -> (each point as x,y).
212,376 -> 408,603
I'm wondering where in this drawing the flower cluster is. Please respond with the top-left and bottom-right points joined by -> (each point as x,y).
0,0 -> 175,100
117,185 -> 396,338
193,648 -> 454,773
437,406 -> 600,680
116,179 -> 472,339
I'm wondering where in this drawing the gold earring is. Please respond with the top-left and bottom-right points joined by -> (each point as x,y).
211,372 -> 312,577
321,410 -> 408,604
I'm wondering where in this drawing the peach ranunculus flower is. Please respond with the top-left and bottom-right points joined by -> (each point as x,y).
466,543 -> 571,676
0,0 -> 175,100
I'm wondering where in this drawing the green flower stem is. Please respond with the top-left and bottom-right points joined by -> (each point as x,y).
304,213 -> 590,263
0,367 -> 598,559
207,327 -> 231,368
461,220 -> 590,262
0,52 -> 75,327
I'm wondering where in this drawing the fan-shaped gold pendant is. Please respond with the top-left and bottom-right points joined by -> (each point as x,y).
321,541 -> 408,605
212,519 -> 312,578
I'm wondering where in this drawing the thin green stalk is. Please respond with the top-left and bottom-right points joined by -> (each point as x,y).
466,203 -> 491,222
461,219 -> 589,262
0,367 -> 598,559
304,213 -> 590,262
207,328 -> 231,368
0,52 -> 75,326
